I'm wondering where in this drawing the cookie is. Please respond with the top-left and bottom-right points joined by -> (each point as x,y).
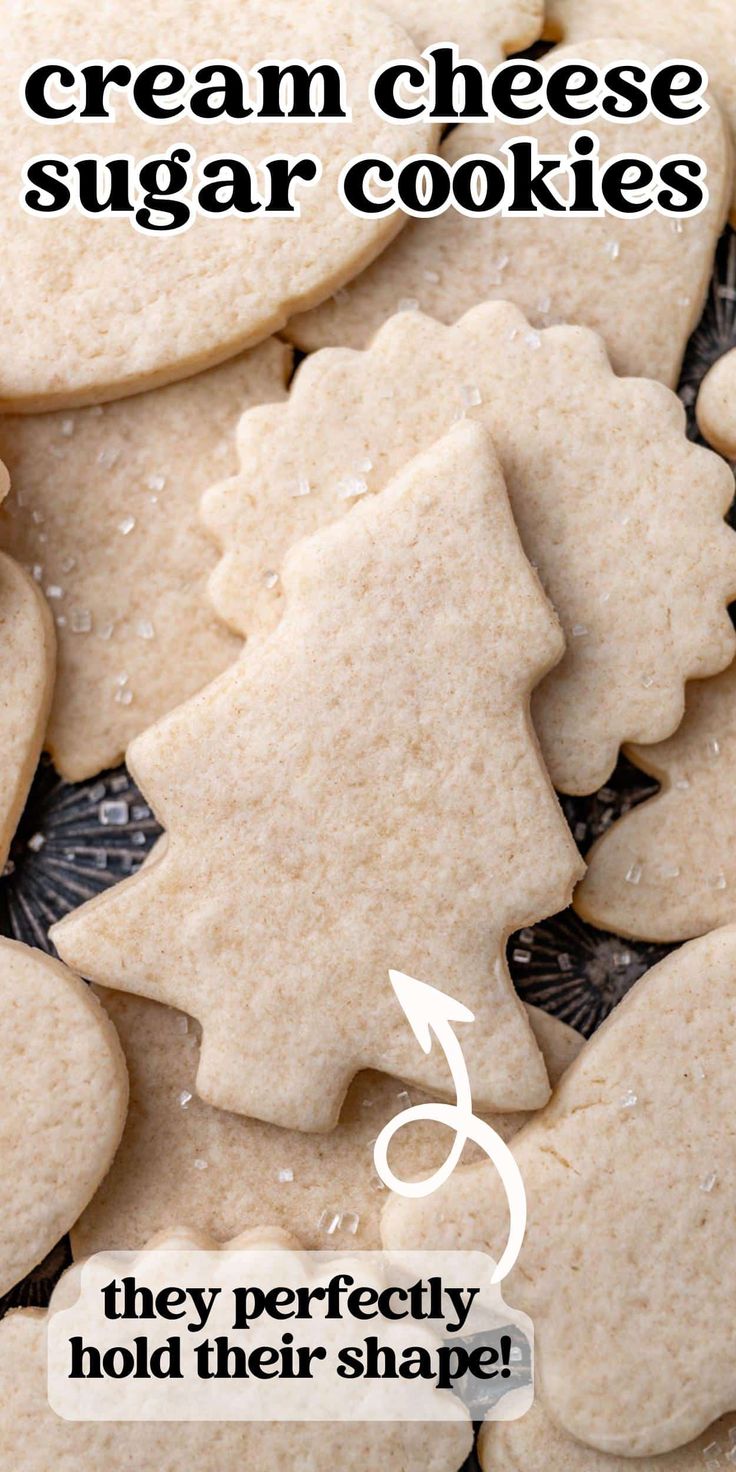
203,300 -> 736,795
72,987 -> 582,1256
575,660 -> 736,942
480,1403 -> 736,1471
545,0 -> 736,225
287,39 -> 730,387
1,0 -> 437,412
5,1237 -> 472,1469
0,553 -> 56,870
0,341 -> 289,781
383,927 -> 736,1457
0,939 -> 128,1298
696,347 -> 736,456
372,0 -> 541,70
52,422 -> 583,1126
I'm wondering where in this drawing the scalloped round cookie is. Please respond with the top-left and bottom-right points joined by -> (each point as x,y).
0,0 -> 437,412
287,38 -> 731,387
202,301 -> 736,795
0,940 -> 128,1298
1,1232 -> 472,1472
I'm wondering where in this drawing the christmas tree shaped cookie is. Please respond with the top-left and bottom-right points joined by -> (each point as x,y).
53,423 -> 582,1129
288,39 -> 731,388
0,939 -> 128,1298
203,301 -> 736,795
545,0 -> 736,224
576,660 -> 736,942
383,927 -> 736,1457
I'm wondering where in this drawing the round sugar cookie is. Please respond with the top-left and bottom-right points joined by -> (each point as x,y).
0,940 -> 128,1297
0,0 -> 436,411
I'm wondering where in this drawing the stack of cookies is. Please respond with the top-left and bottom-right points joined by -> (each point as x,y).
2,1 -> 736,1467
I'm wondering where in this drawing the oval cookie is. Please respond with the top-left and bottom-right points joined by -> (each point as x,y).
0,0 -> 436,411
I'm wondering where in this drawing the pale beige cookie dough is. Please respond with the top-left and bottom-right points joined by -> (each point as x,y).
3,1240 -> 472,1470
545,0 -> 736,224
0,553 -> 55,870
203,301 -> 736,795
288,39 -> 730,386
383,926 -> 736,1457
376,0 -> 542,69
72,988 -> 581,1256
0,341 -> 289,782
52,423 -> 583,1127
1,0 -> 437,412
0,939 -> 128,1298
480,1403 -> 736,1471
576,659 -> 736,941
696,347 -> 736,456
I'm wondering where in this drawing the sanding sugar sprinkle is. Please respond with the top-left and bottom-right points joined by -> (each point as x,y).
277,1168 -> 294,1183
337,476 -> 369,501
194,1158 -> 208,1171
117,515 -> 136,536
178,1090 -> 192,1109
99,799 -> 129,826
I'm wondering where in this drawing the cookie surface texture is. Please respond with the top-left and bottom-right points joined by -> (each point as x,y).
52,423 -> 583,1127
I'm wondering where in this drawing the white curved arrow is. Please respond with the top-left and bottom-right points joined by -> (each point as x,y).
373,970 -> 527,1285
